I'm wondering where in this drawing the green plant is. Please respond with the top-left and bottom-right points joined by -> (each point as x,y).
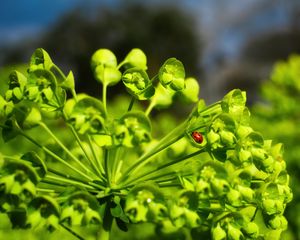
251,54 -> 300,240
0,48 -> 293,239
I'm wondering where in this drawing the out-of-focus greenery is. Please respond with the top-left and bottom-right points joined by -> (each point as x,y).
251,55 -> 300,240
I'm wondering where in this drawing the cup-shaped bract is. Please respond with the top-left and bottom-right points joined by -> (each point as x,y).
125,183 -> 167,223
26,196 -> 60,231
114,111 -> 151,147
91,49 -> 117,70
122,68 -> 154,100
123,48 -> 147,70
5,71 -> 27,103
64,95 -> 106,135
29,48 -> 53,72
177,77 -> 200,103
158,58 -> 185,91
60,191 -> 102,226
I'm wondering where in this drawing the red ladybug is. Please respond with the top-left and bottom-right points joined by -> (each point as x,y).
191,131 -> 203,144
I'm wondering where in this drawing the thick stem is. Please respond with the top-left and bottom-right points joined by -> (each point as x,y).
98,201 -> 113,240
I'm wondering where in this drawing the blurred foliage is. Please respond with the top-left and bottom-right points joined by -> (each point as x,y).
221,30 -> 300,104
251,54 -> 300,240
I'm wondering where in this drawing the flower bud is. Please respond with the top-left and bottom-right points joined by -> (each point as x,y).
91,48 -> 117,70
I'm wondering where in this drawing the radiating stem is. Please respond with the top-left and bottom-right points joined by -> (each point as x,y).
88,136 -> 105,176
67,123 -> 104,179
19,130 -> 93,181
103,83 -> 108,115
123,149 -> 205,186
117,120 -> 188,184
39,122 -> 97,178
45,175 -> 95,190
60,223 -> 84,240
127,97 -> 135,112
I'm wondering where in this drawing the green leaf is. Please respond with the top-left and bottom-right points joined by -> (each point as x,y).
158,58 -> 185,91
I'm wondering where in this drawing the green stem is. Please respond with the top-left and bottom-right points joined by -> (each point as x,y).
70,126 -> 98,172
104,148 -> 111,186
127,97 -> 135,112
103,83 -> 108,115
60,223 -> 84,240
71,88 -> 78,102
45,175 -> 95,190
88,136 -> 105,176
145,99 -> 156,116
123,149 -> 205,186
98,201 -> 113,240
39,122 -> 97,178
117,120 -> 188,184
19,130 -> 93,181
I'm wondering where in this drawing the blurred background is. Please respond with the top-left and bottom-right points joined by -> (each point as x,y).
1,0 -> 299,103
1,0 -> 300,239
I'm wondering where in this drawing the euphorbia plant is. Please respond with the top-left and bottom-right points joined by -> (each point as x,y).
0,48 -> 293,239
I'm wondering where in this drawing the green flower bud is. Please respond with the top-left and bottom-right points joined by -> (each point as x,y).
123,48 -> 147,70
227,189 -> 241,206
29,48 -> 53,71
242,222 -> 259,238
207,130 -> 220,148
91,48 -> 117,70
219,130 -> 236,146
236,125 -> 253,139
267,215 -> 288,230
262,199 -> 281,215
94,65 -> 121,86
177,77 -> 199,103
122,68 -> 155,100
221,89 -> 247,121
158,58 -> 185,91
211,178 -> 230,196
238,149 -> 252,163
227,224 -> 243,240
212,223 -> 227,240
238,186 -> 254,202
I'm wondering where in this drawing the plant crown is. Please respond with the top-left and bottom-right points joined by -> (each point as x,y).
0,48 -> 293,239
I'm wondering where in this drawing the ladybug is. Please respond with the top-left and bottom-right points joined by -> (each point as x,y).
191,131 -> 203,144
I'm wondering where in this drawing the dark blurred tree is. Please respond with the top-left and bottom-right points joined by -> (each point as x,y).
1,3 -> 202,97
